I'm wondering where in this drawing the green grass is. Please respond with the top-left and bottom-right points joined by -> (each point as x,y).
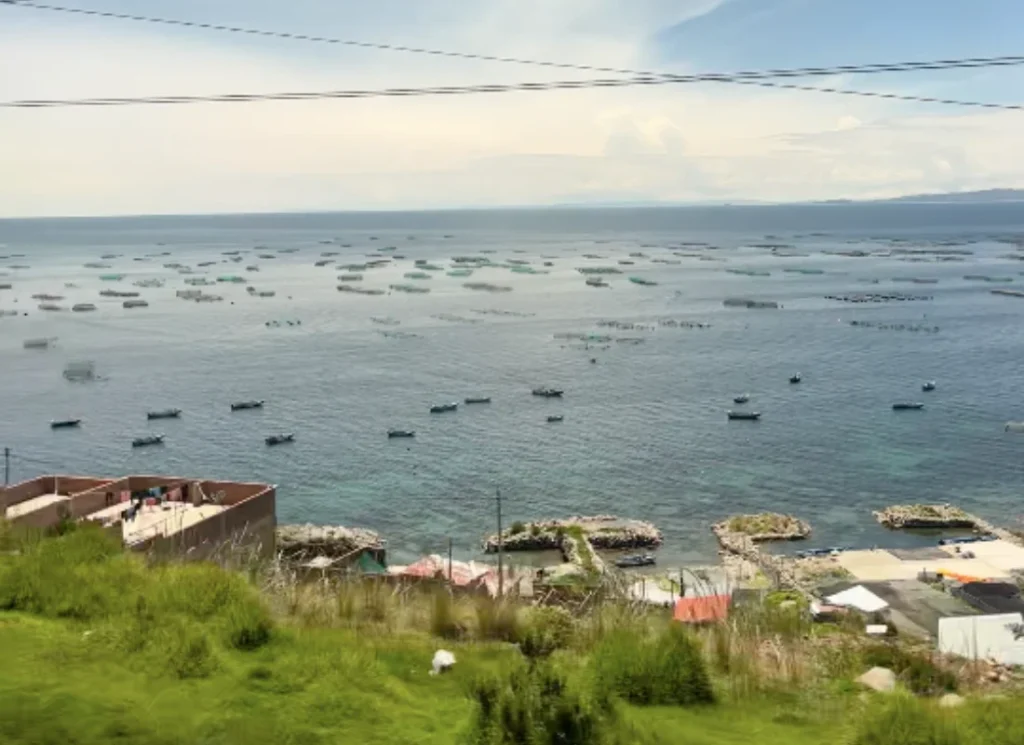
1,524 -> 1022,744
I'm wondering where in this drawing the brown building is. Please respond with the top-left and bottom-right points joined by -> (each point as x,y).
1,473 -> 276,560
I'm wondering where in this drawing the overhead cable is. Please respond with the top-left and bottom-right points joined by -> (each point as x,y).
2,72 -> 1021,110
4,1 -> 1024,83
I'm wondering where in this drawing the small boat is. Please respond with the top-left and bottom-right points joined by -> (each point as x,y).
789,373 -> 802,384
727,411 -> 761,420
532,387 -> 564,398
922,381 -> 936,392
387,429 -> 415,438
132,435 -> 165,448
231,400 -> 265,411
430,403 -> 458,414
147,408 -> 182,420
614,554 -> 656,568
892,402 -> 925,411
464,397 -> 491,404
50,418 -> 81,429
265,433 -> 295,446
72,303 -> 97,312
546,415 -> 564,423
733,394 -> 750,404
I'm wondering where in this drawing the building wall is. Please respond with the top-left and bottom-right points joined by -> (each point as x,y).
0,475 -> 111,511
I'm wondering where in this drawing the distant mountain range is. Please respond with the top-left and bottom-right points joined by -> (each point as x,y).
823,188 -> 1024,205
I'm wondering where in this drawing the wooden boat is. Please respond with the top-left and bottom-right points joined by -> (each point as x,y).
892,403 -> 924,411
132,435 -> 164,448
464,397 -> 492,404
430,403 -> 458,414
532,387 -> 564,398
922,381 -> 936,392
387,429 -> 415,438
546,415 -> 564,423
614,554 -> 656,568
147,409 -> 182,420
265,433 -> 295,446
789,373 -> 802,384
50,419 -> 81,429
231,400 -> 265,411
727,411 -> 761,421
733,394 -> 750,404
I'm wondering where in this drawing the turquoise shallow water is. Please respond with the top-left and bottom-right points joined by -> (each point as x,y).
1,204 -> 1023,564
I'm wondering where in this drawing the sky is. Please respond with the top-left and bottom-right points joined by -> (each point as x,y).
1,0 -> 1023,217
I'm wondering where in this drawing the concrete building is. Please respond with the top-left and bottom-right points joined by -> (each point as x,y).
1,473 -> 275,559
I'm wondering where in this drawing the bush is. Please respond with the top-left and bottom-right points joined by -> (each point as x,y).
510,521 -> 526,535
475,597 -> 521,642
530,523 -> 541,537
592,625 -> 714,706
470,662 -> 612,745
157,618 -> 218,679
224,598 -> 273,651
519,606 -> 576,659
862,643 -> 957,696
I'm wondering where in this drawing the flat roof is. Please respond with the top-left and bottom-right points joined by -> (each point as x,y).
87,501 -> 225,544
837,542 -> 1020,582
5,494 -> 68,520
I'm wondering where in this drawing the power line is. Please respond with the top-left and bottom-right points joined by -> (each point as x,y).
2,72 -> 1020,110
6,0 -> 1024,83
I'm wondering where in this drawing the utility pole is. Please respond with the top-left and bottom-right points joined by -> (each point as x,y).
496,487 -> 504,598
447,537 -> 453,584
3,447 -> 9,487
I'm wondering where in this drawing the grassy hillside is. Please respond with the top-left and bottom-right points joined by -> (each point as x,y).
0,523 -> 1020,744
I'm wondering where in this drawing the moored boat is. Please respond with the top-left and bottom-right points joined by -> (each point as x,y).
789,373 -> 802,384
50,418 -> 81,429
132,435 -> 165,448
733,394 -> 750,404
147,408 -> 182,420
231,400 -> 265,411
430,403 -> 458,414
387,429 -> 415,438
546,415 -> 564,423
727,411 -> 761,420
265,433 -> 295,446
465,397 -> 491,404
922,381 -> 936,392
614,553 -> 656,568
892,402 -> 925,411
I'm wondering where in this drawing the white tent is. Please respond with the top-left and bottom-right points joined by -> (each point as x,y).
825,585 -> 889,613
938,613 -> 1024,665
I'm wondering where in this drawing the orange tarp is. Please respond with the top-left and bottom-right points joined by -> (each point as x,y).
673,594 -> 731,624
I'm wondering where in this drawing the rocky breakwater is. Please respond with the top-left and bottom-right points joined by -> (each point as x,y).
276,523 -> 386,564
712,513 -> 814,597
482,515 -> 663,554
873,504 -> 976,530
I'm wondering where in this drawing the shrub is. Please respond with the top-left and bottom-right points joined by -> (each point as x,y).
519,606 -> 576,659
592,625 -> 714,706
469,662 -> 611,745
509,521 -> 526,535
862,643 -> 957,696
157,618 -> 218,679
530,523 -> 541,537
224,598 -> 273,651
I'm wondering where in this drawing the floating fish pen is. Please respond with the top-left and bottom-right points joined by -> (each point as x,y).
463,282 -> 512,293
123,299 -> 149,309
585,277 -> 610,288
379,330 -> 419,339
38,303 -> 64,311
100,289 -> 140,298
184,278 -> 215,286
390,284 -> 430,294
341,263 -> 368,272
246,265 -> 260,271
133,279 -> 164,288
370,316 -> 400,325
507,259 -> 530,265
964,275 -> 1013,283
217,275 -> 246,283
891,277 -> 939,284
72,303 -> 97,312
722,298 -> 779,309
84,262 -> 111,269
726,268 -> 771,277
848,320 -> 940,333
337,274 -> 363,282
403,272 -> 432,280
447,268 -> 474,277
825,292 -> 932,303
416,263 -> 445,271
337,286 -> 385,295
31,293 -> 64,301
23,337 -> 55,349
63,361 -> 96,382
782,268 -> 825,275
313,259 -> 335,267
577,267 -> 621,275
432,313 -> 480,324
365,259 -> 391,268
992,289 -> 1024,298
99,274 -> 125,281
628,277 -> 657,286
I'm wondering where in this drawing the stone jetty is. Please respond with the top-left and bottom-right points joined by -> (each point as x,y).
276,523 -> 386,562
873,504 -> 976,530
713,513 -> 811,543
712,513 -> 816,598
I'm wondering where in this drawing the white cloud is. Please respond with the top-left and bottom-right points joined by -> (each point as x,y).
1,0 -> 1023,216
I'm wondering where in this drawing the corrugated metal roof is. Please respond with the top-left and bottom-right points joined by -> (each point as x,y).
938,613 -> 1024,665
673,595 -> 730,624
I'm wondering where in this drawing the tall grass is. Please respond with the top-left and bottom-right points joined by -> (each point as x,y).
592,625 -> 714,707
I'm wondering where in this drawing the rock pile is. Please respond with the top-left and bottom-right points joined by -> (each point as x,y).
481,515 -> 662,553
873,504 -> 975,529
276,523 -> 385,561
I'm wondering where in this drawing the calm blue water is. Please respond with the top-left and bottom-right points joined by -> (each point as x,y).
1,203 -> 1023,564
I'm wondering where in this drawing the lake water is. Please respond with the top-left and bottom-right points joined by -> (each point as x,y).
1,203 -> 1023,565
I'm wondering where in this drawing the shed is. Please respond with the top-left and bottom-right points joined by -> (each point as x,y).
673,594 -> 730,624
938,613 -> 1024,665
825,585 -> 889,613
